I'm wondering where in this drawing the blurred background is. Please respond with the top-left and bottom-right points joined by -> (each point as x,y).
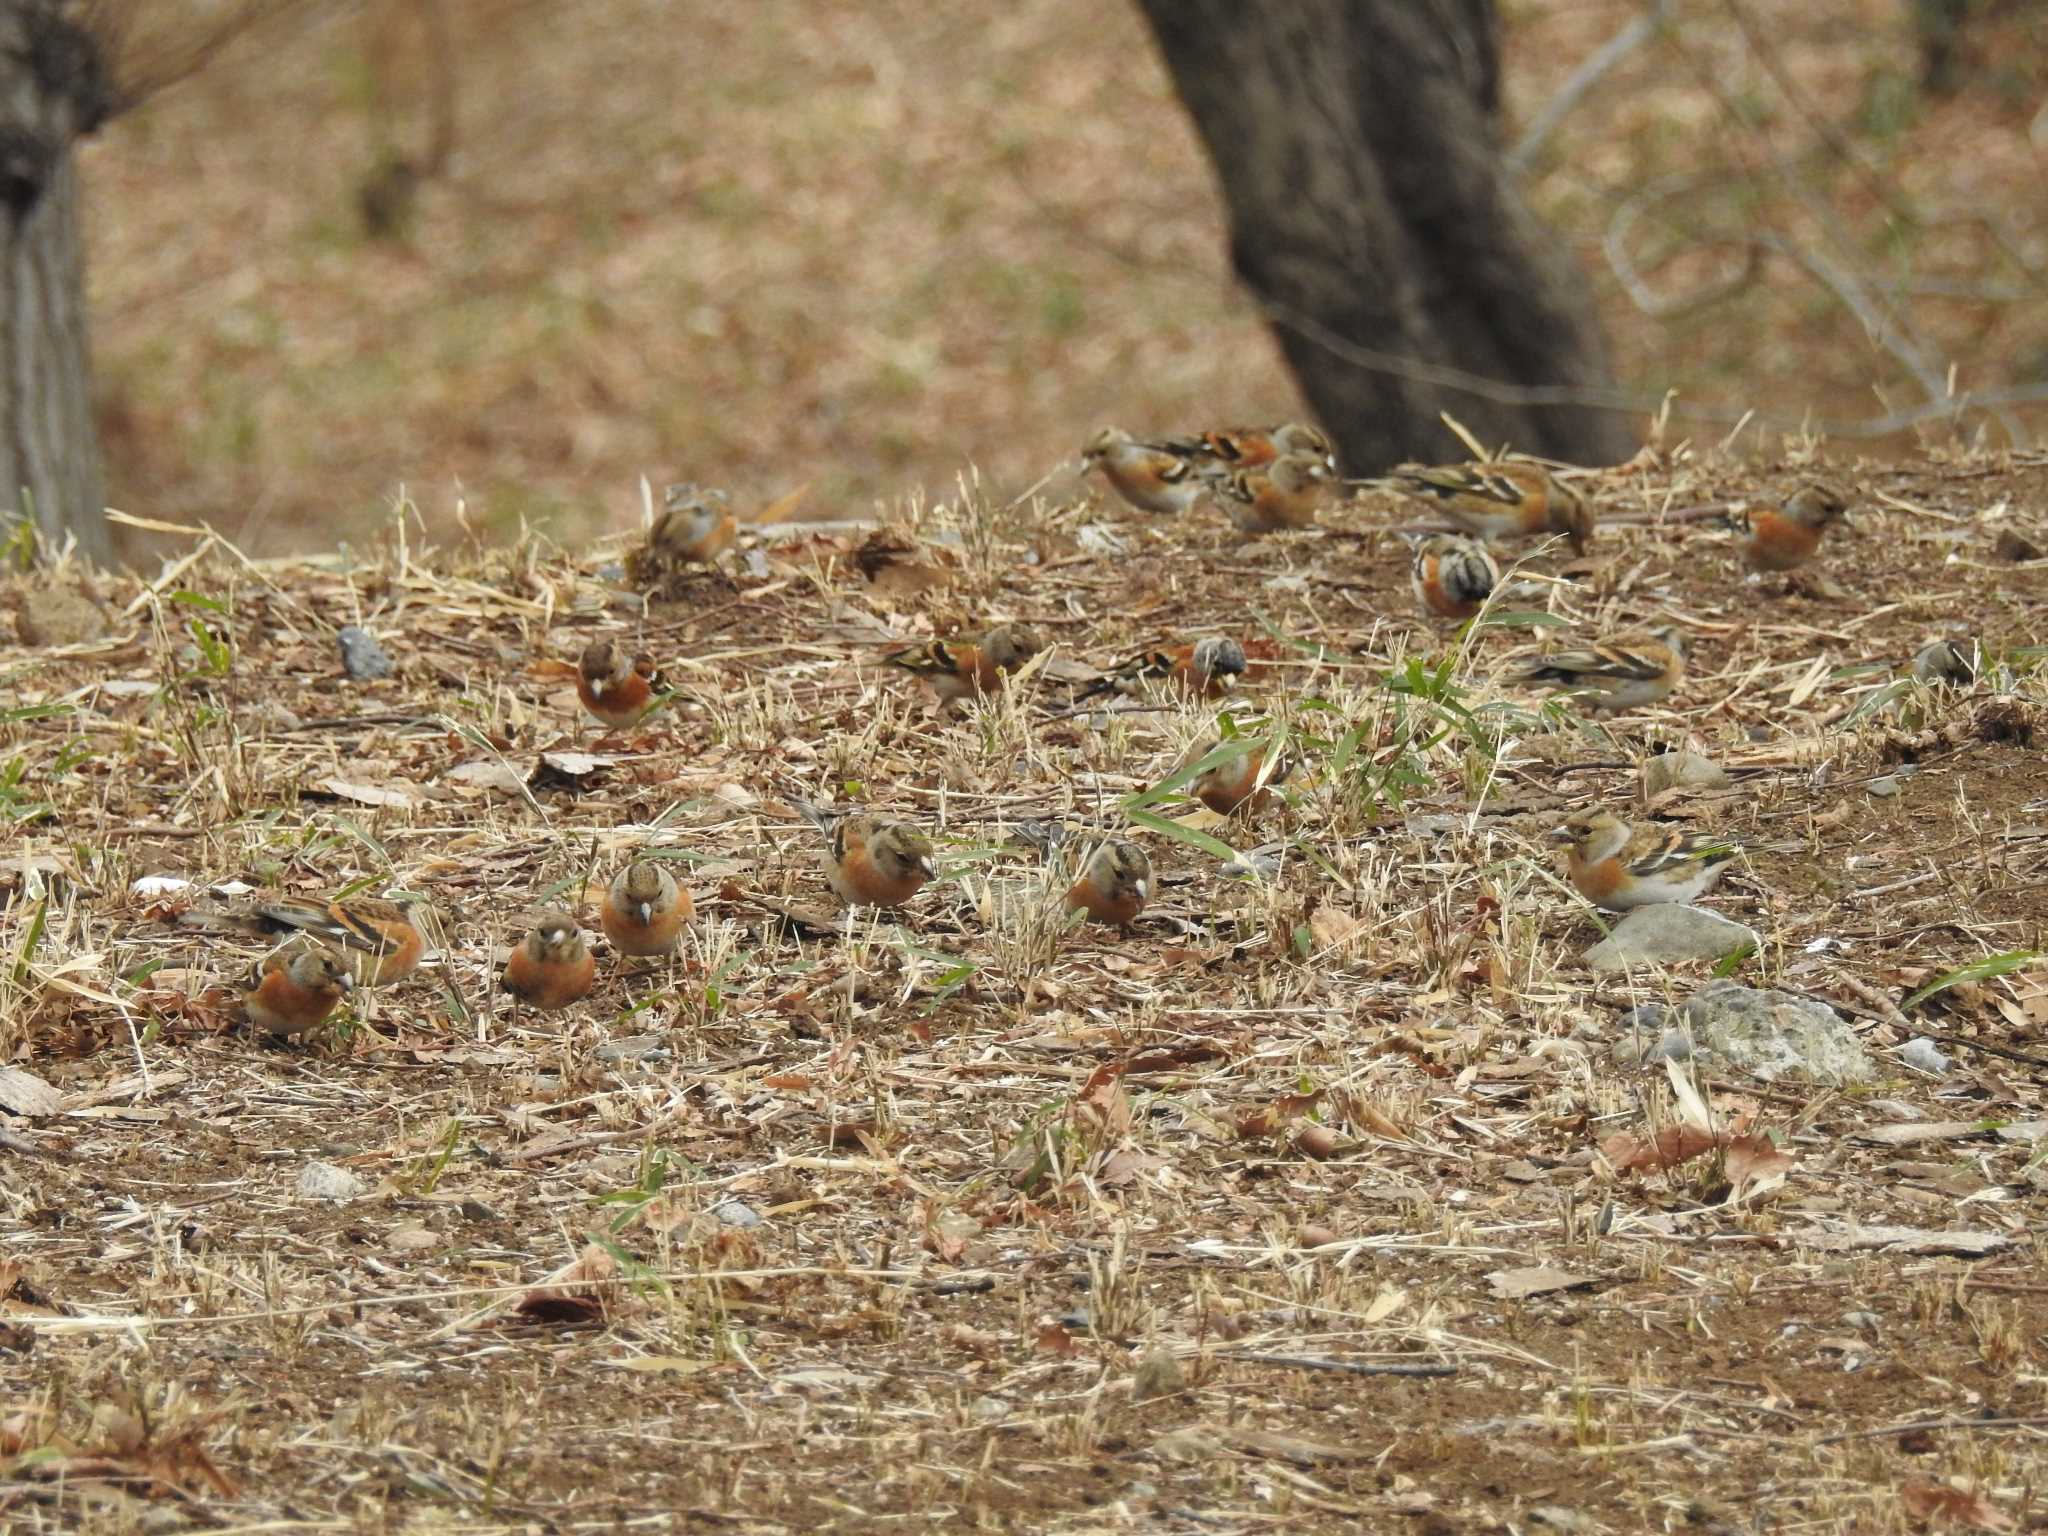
82,0 -> 2048,554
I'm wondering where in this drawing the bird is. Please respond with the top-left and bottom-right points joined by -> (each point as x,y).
1081,428 -> 1217,516
1909,637 -> 1975,687
577,637 -> 664,730
1077,636 -> 1248,703
502,910 -> 597,1011
1550,809 -> 1737,911
1519,627 -> 1686,712
1737,484 -> 1850,574
239,944 -> 353,1037
796,801 -> 939,908
1016,822 -> 1153,927
1214,454 -> 1333,534
883,622 -> 1044,704
236,894 -> 426,986
1192,737 -> 1288,816
1163,422 -> 1336,475
1409,534 -> 1502,621
600,860 -> 691,958
650,483 -> 738,567
1379,460 -> 1593,553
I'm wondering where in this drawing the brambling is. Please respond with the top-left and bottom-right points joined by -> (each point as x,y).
1409,534 -> 1501,621
1016,821 -> 1154,927
1193,738 -> 1288,816
249,894 -> 425,986
1737,484 -> 1850,573
651,483 -> 738,566
1165,422 -> 1336,475
600,859 -> 691,958
239,944 -> 353,1037
1081,428 -> 1216,516
1550,809 -> 1736,911
1214,454 -> 1332,534
1909,637 -> 1976,686
577,637 -> 664,730
1520,627 -> 1686,712
883,622 -> 1043,704
1382,461 -> 1592,553
797,801 -> 940,908
502,910 -> 597,1011
1077,636 -> 1248,703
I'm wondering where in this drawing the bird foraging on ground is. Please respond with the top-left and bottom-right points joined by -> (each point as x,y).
1909,637 -> 1976,687
1519,627 -> 1686,713
1409,534 -> 1501,621
1081,428 -> 1216,515
1077,636 -> 1247,703
1736,483 -> 1850,574
577,637 -> 665,730
502,910 -> 597,1012
1214,454 -> 1332,535
882,622 -> 1044,704
1016,821 -> 1153,928
239,944 -> 353,1037
601,860 -> 691,958
1376,460 -> 1592,553
795,800 -> 940,909
1162,422 -> 1336,476
1550,810 -> 1736,911
183,892 -> 427,987
1191,737 -> 1289,817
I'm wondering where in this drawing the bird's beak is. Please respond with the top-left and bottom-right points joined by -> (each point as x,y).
1133,880 -> 1150,902
338,972 -> 355,992
637,901 -> 653,925
1547,825 -> 1576,846
918,855 -> 939,880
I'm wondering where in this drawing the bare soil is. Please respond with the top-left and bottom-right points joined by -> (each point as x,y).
1,450 -> 2046,1531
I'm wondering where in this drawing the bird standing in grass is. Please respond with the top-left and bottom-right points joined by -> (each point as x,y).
1017,822 -> 1153,928
578,637 -> 664,731
502,910 -> 597,1011
1519,628 -> 1686,713
601,860 -> 690,959
796,801 -> 940,909
1909,637 -> 1976,686
237,893 -> 426,987
1379,460 -> 1593,553
883,623 -> 1043,705
1737,484 -> 1850,574
1192,737 -> 1288,816
1551,810 -> 1736,910
1215,454 -> 1333,535
1078,636 -> 1247,703
1081,428 -> 1216,515
1163,422 -> 1336,476
240,945 -> 353,1037
650,483 -> 738,567
1409,535 -> 1501,621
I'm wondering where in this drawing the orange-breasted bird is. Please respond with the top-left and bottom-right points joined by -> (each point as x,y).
577,637 -> 664,730
1081,428 -> 1216,516
1163,422 -> 1335,475
1550,810 -> 1736,911
1381,460 -> 1592,553
1192,737 -> 1288,816
1520,627 -> 1686,712
240,944 -> 353,1036
244,894 -> 425,986
600,860 -> 691,958
1078,636 -> 1248,703
502,909 -> 597,1011
796,800 -> 940,908
1214,454 -> 1332,534
883,623 -> 1043,704
1016,821 -> 1153,928
1737,484 -> 1850,574
651,483 -> 738,567
1409,534 -> 1502,621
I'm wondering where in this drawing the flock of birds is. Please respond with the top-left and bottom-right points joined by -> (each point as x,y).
200,419 -> 1980,1042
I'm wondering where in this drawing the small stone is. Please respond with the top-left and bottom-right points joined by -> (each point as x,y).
1617,1003 -> 1675,1034
1866,775 -> 1901,799
710,1198 -> 763,1228
1678,979 -> 1877,1085
459,1200 -> 499,1222
297,1161 -> 365,1202
970,1395 -> 1011,1423
386,1224 -> 440,1252
1584,904 -> 1759,973
336,625 -> 395,681
1132,1348 -> 1185,1401
1897,1038 -> 1951,1075
1642,750 -> 1727,798
1992,529 -> 2043,563
595,1034 -> 672,1064
15,586 -> 108,647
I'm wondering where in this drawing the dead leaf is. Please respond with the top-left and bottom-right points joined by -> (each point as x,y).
314,777 -> 425,810
1294,1124 -> 1340,1160
1900,1480 -> 2015,1531
1724,1132 -> 1795,1202
1071,1063 -> 1132,1138
1601,1124 -> 1720,1173
1034,1321 -> 1079,1357
0,1067 -> 62,1118
514,1243 -> 618,1327
1224,1427 -> 1374,1466
1486,1264 -> 1596,1300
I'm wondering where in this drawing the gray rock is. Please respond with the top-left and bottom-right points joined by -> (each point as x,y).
1617,1003 -> 1674,1033
595,1034 -> 672,1064
1642,750 -> 1727,797
1677,980 -> 1877,1085
1584,904 -> 1758,973
1866,775 -> 1902,799
711,1198 -> 763,1228
337,625 -> 395,681
1897,1037 -> 1951,1075
297,1161 -> 365,1202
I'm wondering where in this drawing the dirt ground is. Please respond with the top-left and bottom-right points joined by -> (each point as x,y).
2,447 -> 2047,1531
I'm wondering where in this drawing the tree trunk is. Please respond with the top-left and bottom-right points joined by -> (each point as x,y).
0,3 -> 110,566
1137,0 -> 1635,473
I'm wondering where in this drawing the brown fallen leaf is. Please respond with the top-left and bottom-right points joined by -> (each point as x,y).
1724,1131 -> 1795,1202
1071,1062 -> 1132,1138
1486,1264 -> 1596,1300
1900,1479 -> 2015,1531
1601,1123 -> 1720,1173
514,1242 -> 619,1328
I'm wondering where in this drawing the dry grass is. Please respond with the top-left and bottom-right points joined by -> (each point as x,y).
81,0 -> 2048,563
1,447 -> 2045,1528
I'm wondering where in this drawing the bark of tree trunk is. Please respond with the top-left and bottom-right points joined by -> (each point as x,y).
1137,0 -> 1635,473
0,3 -> 110,566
